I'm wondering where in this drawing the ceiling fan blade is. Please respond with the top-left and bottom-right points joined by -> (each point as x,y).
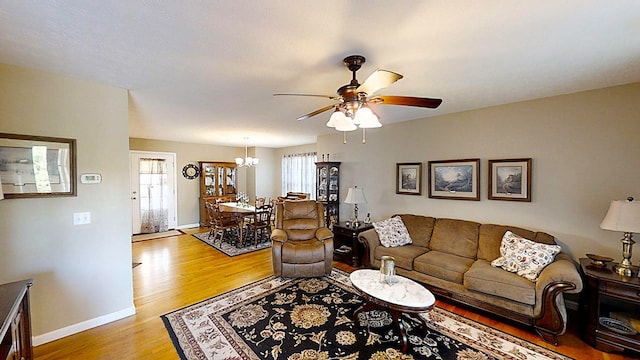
274,93 -> 339,100
356,69 -> 403,95
296,104 -> 336,121
370,95 -> 442,109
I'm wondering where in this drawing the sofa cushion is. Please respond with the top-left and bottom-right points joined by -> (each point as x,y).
478,224 -> 557,262
429,218 -> 480,259
464,260 -> 536,305
413,250 -> 474,284
478,224 -> 537,262
374,245 -> 428,271
373,216 -> 413,247
397,214 -> 435,248
491,231 -> 561,281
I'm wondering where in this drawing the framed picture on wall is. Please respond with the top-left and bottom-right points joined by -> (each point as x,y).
396,162 -> 422,195
428,159 -> 480,200
488,158 -> 532,202
0,133 -> 77,198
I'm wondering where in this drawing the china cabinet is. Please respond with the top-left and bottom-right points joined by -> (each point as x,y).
198,161 -> 237,226
316,161 -> 340,228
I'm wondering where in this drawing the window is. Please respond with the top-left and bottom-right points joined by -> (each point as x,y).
282,152 -> 317,199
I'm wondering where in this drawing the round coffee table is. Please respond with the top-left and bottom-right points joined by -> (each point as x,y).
349,269 -> 435,353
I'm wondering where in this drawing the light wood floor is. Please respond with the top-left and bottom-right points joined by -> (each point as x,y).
33,228 -> 633,359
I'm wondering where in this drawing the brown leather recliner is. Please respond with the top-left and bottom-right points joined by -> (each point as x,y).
271,200 -> 334,278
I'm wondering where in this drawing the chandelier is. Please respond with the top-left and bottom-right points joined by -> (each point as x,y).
235,139 -> 259,167
325,96 -> 381,144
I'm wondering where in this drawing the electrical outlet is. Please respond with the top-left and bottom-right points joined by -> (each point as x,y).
73,212 -> 91,225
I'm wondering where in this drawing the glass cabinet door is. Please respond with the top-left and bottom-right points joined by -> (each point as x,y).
328,166 -> 339,202
203,164 -> 216,196
225,166 -> 236,195
317,166 -> 328,201
217,166 -> 224,196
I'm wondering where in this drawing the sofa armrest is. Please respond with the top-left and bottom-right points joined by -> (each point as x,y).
536,254 -> 583,296
358,228 -> 380,268
532,253 -> 583,343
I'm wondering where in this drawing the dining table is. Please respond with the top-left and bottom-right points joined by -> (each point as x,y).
218,202 -> 256,244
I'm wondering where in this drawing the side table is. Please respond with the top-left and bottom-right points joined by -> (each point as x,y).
579,258 -> 640,355
332,222 -> 374,267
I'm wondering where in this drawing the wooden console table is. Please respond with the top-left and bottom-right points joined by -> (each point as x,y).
1,279 -> 34,360
579,258 -> 640,355
333,222 -> 373,267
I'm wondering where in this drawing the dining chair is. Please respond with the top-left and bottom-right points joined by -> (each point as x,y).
255,197 -> 266,208
206,201 -> 242,246
243,204 -> 272,247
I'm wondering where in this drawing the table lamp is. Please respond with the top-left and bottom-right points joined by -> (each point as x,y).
600,197 -> 640,276
344,186 -> 367,227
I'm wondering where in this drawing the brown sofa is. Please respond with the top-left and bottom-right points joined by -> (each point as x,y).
358,214 -> 583,344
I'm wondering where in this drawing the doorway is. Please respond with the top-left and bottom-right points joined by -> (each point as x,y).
130,151 -> 177,235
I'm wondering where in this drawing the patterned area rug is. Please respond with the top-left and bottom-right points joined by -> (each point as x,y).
162,269 -> 572,360
191,231 -> 271,257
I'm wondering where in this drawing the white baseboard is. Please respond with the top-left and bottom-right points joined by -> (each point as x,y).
177,223 -> 199,230
33,306 -> 136,346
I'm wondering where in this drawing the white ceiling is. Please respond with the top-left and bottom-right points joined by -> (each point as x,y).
1,1 -> 639,148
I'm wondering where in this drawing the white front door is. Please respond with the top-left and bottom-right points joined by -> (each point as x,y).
130,151 -> 177,234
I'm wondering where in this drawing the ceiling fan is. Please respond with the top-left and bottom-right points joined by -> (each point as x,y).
274,55 -> 442,134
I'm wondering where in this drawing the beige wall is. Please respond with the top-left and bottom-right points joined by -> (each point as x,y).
319,82 -> 640,261
0,63 -> 132,342
129,138 -> 281,225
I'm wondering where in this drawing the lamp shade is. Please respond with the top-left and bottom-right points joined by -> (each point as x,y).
344,187 -> 367,204
600,198 -> 640,233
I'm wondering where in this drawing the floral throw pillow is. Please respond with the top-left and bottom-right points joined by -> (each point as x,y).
491,231 -> 561,281
373,216 -> 413,247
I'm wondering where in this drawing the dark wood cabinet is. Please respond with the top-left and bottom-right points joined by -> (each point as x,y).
332,222 -> 373,267
579,258 -> 640,355
198,161 -> 237,226
1,279 -> 33,360
316,162 -> 340,229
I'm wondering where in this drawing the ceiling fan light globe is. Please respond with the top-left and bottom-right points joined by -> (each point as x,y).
354,106 -> 382,128
327,109 -> 345,128
353,106 -> 374,125
358,115 -> 382,128
334,116 -> 357,132
252,158 -> 259,165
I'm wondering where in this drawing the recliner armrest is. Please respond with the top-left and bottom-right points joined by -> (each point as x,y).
316,227 -> 333,241
271,229 -> 288,243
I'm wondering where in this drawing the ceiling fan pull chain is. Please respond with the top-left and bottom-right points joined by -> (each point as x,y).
362,128 -> 366,144
343,131 -> 347,144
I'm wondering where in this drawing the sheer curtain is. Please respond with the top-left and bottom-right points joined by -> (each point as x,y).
282,152 -> 317,199
139,158 -> 169,233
